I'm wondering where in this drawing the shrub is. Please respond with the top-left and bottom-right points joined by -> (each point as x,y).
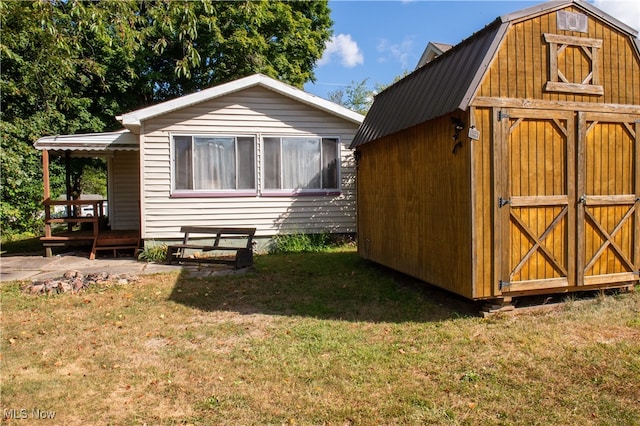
137,243 -> 167,263
269,232 -> 331,254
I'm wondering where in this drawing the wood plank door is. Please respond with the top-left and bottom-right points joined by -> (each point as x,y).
495,109 -> 575,293
577,112 -> 639,286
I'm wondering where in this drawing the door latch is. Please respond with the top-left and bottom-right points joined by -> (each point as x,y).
578,194 -> 587,204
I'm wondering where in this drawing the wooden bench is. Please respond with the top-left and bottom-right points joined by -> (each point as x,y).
165,227 -> 256,269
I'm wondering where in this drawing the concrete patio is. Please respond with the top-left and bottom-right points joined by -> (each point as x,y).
0,251 -> 247,283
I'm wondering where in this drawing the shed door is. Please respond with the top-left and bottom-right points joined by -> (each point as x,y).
577,112 -> 639,286
495,109 -> 575,293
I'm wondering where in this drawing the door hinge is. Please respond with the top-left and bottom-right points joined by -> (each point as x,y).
498,197 -> 510,208
498,111 -> 510,121
499,280 -> 511,290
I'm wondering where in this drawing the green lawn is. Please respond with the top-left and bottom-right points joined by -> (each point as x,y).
2,249 -> 639,425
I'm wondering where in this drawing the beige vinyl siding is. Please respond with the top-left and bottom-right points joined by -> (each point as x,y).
109,150 -> 140,230
141,86 -> 358,239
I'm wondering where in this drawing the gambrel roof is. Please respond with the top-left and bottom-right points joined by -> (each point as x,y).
351,0 -> 639,148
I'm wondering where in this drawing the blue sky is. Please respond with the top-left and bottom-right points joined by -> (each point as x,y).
303,0 -> 640,100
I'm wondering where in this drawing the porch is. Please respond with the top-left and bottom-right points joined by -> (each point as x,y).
35,130 -> 141,259
42,199 -> 139,259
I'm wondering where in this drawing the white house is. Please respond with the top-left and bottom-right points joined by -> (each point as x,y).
35,74 -> 364,253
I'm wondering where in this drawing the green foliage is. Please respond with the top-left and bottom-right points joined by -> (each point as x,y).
0,0 -> 332,235
328,72 -> 410,114
269,232 -> 332,254
138,0 -> 332,99
328,79 -> 374,115
137,243 -> 167,263
78,160 -> 108,197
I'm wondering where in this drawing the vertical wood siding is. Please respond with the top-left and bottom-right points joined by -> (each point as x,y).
470,6 -> 640,297
110,151 -> 140,230
580,115 -> 638,281
140,86 -> 359,239
470,108 -> 494,298
479,6 -> 640,105
358,5 -> 639,299
357,114 -> 474,299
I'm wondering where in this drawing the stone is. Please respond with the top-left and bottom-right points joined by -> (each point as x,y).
29,284 -> 45,294
63,270 -> 81,280
72,279 -> 85,292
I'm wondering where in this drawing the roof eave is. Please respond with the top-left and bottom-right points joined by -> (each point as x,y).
458,21 -> 511,111
501,0 -> 638,37
34,130 -> 139,152
117,73 -> 364,127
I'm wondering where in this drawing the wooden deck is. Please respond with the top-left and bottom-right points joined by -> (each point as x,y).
41,199 -> 139,259
41,229 -> 140,259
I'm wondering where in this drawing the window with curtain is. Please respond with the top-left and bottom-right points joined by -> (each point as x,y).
264,137 -> 339,191
173,135 -> 256,192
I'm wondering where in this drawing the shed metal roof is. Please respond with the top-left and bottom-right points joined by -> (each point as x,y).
351,18 -> 506,148
350,0 -> 639,149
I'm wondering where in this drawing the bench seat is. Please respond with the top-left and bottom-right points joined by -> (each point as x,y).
165,227 -> 256,269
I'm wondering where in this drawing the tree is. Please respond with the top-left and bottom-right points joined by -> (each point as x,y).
0,0 -> 332,235
134,1 -> 332,101
327,72 -> 409,115
328,79 -> 374,115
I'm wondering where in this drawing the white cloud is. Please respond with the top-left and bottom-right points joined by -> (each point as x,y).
318,34 -> 364,68
376,36 -> 416,69
592,0 -> 640,33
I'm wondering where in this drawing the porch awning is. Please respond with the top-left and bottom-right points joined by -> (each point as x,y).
34,129 -> 139,154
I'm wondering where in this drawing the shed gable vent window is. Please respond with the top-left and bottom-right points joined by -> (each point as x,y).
556,11 -> 588,33
544,33 -> 603,96
173,135 -> 256,192
263,137 -> 339,192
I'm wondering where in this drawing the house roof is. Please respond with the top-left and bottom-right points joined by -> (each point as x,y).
35,74 -> 363,153
415,42 -> 454,69
350,0 -> 639,149
118,73 -> 364,133
34,129 -> 138,154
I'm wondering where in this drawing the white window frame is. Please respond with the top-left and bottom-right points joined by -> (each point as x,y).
261,135 -> 342,196
170,133 -> 257,197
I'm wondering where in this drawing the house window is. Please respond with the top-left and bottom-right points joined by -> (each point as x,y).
543,33 -> 603,96
173,135 -> 256,192
263,137 -> 339,191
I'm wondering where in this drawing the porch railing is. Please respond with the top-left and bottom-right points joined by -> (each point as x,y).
42,199 -> 106,258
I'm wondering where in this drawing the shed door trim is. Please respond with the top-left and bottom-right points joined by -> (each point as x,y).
577,112 -> 640,286
495,108 -> 575,293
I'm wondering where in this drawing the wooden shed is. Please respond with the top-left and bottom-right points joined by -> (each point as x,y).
351,0 -> 640,302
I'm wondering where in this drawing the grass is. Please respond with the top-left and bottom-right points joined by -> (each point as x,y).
1,233 -> 44,256
2,249 -> 640,425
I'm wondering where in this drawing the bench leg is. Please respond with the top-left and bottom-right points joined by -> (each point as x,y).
166,246 -> 179,264
235,248 -> 253,269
